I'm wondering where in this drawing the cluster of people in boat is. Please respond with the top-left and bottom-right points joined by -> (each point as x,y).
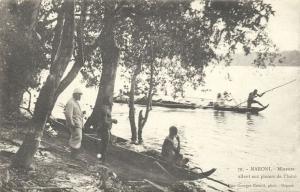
214,91 -> 234,107
214,89 -> 266,108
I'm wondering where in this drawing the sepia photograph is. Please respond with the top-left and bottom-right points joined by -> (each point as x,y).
0,0 -> 299,191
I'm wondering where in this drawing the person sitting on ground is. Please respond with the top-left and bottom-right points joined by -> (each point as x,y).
247,89 -> 265,108
161,126 -> 189,167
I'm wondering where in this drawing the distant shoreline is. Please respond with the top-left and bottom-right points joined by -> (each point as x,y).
230,50 -> 300,67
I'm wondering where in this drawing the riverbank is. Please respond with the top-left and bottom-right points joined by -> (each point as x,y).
0,120 -> 214,192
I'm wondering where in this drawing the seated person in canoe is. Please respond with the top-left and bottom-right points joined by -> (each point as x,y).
214,92 -> 233,107
161,126 -> 189,167
223,91 -> 233,103
214,93 -> 225,107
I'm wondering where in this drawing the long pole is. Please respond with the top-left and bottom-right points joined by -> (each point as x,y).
235,79 -> 296,107
261,79 -> 296,94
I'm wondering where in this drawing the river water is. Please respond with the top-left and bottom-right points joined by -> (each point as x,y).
52,66 -> 300,191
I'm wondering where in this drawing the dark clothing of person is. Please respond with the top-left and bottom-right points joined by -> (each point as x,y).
161,136 -> 182,163
162,136 -> 179,159
138,110 -> 145,143
161,136 -> 189,166
97,107 -> 115,162
247,91 -> 264,108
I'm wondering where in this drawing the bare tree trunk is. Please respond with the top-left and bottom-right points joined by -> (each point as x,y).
128,65 -> 141,143
11,0 -> 75,169
0,54 -> 7,120
84,4 -> 119,161
137,62 -> 154,143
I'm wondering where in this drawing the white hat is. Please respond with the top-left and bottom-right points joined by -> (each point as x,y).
73,88 -> 83,94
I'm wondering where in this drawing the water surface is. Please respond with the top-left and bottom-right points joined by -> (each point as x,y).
53,66 -> 300,191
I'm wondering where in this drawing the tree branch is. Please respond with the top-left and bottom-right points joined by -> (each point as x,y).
51,2 -> 65,62
19,106 -> 33,116
50,0 -> 75,76
54,0 -> 87,98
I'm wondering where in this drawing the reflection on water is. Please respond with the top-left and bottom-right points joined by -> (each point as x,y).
213,110 -> 226,124
246,113 -> 265,127
246,113 -> 254,126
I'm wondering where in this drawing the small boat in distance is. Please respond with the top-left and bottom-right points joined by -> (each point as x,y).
202,104 -> 269,114
114,97 -> 197,109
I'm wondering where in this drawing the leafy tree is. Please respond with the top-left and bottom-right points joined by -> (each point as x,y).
0,0 -> 47,118
84,0 -> 277,145
11,0 -> 79,169
4,0 -> 276,166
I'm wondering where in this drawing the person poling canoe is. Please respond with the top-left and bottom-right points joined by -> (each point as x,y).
247,89 -> 266,108
235,79 -> 296,108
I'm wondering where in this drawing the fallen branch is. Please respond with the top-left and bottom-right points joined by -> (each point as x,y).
127,180 -> 145,183
64,162 -> 81,169
207,184 -> 222,191
207,177 -> 231,188
143,179 -> 168,192
40,140 -> 68,153
21,186 -> 73,190
191,166 -> 231,188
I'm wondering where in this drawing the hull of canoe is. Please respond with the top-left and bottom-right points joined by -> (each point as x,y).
202,104 -> 269,113
114,99 -> 196,109
49,118 -> 215,184
83,133 -> 215,183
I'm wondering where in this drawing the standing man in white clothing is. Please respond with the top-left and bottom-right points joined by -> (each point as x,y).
64,88 -> 84,159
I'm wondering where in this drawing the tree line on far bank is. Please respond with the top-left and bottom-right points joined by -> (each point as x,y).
0,0 -> 277,169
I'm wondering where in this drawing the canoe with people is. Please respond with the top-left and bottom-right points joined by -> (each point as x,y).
202,79 -> 296,113
49,118 -> 223,186
203,89 -> 269,114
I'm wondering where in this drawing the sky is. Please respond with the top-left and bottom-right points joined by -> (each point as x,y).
265,0 -> 300,51
191,0 -> 300,51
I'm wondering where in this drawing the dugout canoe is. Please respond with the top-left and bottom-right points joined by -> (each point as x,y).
114,98 -> 197,109
49,118 -> 217,185
202,104 -> 269,114
83,133 -> 216,183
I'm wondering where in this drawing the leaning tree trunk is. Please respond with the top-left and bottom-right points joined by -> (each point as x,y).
54,0 -> 87,100
11,0 -> 75,169
84,4 -> 119,160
